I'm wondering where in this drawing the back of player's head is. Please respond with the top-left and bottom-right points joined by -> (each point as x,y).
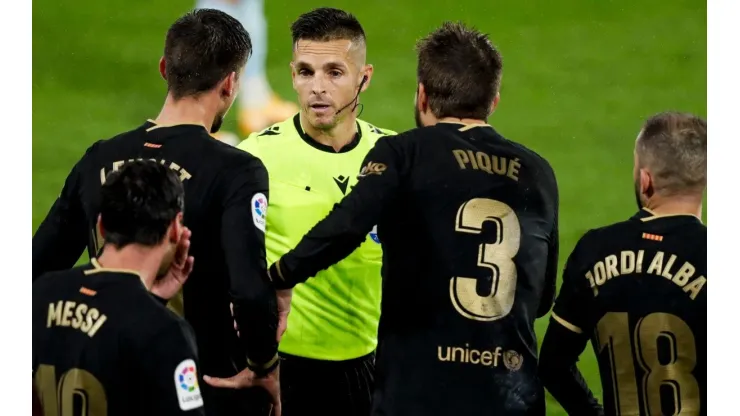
100,161 -> 184,248
636,111 -> 707,195
415,22 -> 503,120
164,8 -> 252,99
291,8 -> 366,47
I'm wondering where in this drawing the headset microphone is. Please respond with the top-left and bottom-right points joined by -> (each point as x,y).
334,75 -> 368,116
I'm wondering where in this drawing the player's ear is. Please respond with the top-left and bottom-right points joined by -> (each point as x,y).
360,64 -> 374,93
489,92 -> 501,115
417,83 -> 428,112
640,168 -> 654,197
222,72 -> 237,99
159,57 -> 167,81
170,212 -> 184,243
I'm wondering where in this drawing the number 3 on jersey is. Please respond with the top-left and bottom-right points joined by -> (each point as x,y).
450,198 -> 521,322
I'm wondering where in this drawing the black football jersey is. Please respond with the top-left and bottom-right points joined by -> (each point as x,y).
32,263 -> 205,415
31,121 -> 278,414
271,122 -> 560,416
552,209 -> 707,416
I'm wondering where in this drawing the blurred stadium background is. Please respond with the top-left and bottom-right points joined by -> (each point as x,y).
32,0 -> 706,414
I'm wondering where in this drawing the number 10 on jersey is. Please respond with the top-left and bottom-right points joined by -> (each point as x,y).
450,198 -> 521,322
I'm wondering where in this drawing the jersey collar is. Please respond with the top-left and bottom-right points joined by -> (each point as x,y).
631,208 -> 703,224
292,114 -> 362,154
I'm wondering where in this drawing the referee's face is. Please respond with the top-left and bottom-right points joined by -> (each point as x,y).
292,39 -> 367,130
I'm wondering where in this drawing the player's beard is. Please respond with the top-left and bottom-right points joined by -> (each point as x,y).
414,104 -> 423,128
211,112 -> 225,134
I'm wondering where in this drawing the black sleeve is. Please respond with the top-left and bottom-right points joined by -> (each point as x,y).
538,318 -> 603,416
139,321 -> 206,415
269,137 -> 404,289
220,158 -> 279,372
537,166 -> 560,317
538,233 -> 603,415
32,156 -> 89,281
551,232 -> 596,333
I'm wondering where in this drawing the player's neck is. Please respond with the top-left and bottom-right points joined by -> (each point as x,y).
96,245 -> 165,290
437,116 -> 489,126
153,94 -> 212,132
300,112 -> 358,152
644,194 -> 703,221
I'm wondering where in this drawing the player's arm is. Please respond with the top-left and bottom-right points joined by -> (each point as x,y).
32,155 -> 90,280
538,234 -> 603,415
220,157 -> 279,374
139,321 -> 206,415
538,167 -> 560,317
269,136 -> 404,289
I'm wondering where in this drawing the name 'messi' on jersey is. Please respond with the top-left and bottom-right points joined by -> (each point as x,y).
99,158 -> 193,185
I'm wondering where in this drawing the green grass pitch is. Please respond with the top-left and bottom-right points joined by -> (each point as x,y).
33,0 -> 706,414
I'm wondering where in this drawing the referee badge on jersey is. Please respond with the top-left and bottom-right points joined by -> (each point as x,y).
369,225 -> 381,244
251,193 -> 268,232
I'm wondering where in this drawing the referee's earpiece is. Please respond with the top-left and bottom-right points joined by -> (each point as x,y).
359,75 -> 368,91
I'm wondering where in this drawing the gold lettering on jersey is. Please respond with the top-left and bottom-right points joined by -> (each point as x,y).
452,150 -> 521,182
436,344 -> 523,372
99,159 -> 193,185
586,250 -> 706,300
438,344 -> 502,367
47,301 -> 108,337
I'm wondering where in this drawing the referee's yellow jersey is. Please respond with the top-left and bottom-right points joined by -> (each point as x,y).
238,113 -> 396,360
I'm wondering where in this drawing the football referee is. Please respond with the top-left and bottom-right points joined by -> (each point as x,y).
32,9 -> 280,415
228,8 -> 394,416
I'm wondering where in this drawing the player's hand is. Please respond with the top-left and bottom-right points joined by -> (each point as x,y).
203,364 -> 282,416
276,289 -> 292,342
151,227 -> 194,300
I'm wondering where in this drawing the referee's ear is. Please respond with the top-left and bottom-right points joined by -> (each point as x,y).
159,57 -> 167,81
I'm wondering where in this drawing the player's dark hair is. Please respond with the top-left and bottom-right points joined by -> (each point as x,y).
164,8 -> 252,100
99,161 -> 185,248
637,111 -> 707,195
416,22 -> 503,120
291,8 -> 366,46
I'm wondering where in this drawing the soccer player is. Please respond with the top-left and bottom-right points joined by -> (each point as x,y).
538,112 -> 707,416
31,9 -> 280,415
229,7 -> 395,416
230,21 -> 560,416
33,161 -> 204,415
195,0 -> 298,141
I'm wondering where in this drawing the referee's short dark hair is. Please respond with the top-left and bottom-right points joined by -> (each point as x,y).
416,22 -> 503,120
164,8 -> 252,99
100,161 -> 184,248
291,7 -> 366,46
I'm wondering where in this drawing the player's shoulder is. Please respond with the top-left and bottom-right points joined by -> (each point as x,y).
357,118 -> 397,138
77,122 -> 153,163
239,116 -> 300,150
33,265 -> 90,293
126,296 -> 194,344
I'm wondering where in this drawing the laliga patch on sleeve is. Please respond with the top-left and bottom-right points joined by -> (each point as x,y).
251,193 -> 267,232
174,359 -> 203,411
